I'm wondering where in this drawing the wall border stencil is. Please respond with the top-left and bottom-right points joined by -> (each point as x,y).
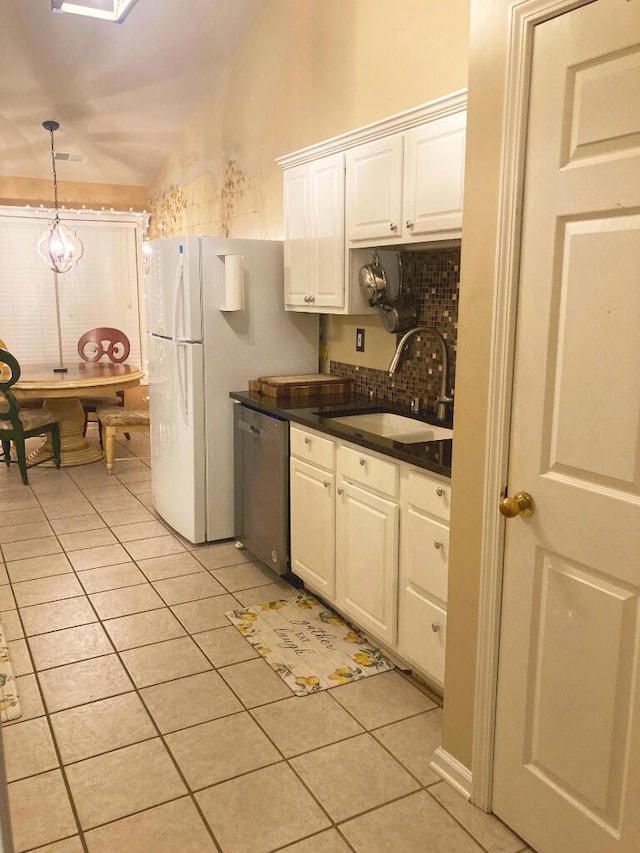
220,160 -> 248,238
149,184 -> 187,238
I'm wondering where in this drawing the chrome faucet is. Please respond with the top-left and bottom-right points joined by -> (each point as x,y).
388,326 -> 453,422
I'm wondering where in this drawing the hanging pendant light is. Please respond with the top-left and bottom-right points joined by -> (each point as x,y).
37,120 -> 84,274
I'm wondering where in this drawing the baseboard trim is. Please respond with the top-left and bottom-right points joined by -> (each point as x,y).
430,747 -> 473,801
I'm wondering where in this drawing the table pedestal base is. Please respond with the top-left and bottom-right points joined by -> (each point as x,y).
29,397 -> 104,467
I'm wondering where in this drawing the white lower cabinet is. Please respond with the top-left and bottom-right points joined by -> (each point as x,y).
289,425 -> 451,688
397,467 -> 451,688
398,592 -> 447,686
335,478 -> 399,646
289,427 -> 337,598
290,457 -> 336,598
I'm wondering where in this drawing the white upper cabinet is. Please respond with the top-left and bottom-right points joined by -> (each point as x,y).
344,134 -> 404,242
282,152 -> 345,311
278,89 -> 467,311
283,165 -> 311,306
346,110 -> 466,246
403,110 -> 466,239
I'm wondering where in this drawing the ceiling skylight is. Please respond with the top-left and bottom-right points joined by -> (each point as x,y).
51,0 -> 140,24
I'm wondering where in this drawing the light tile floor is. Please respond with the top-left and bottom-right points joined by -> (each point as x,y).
0,428 -> 533,853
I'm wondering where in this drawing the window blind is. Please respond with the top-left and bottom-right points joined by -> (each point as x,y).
0,213 -> 145,372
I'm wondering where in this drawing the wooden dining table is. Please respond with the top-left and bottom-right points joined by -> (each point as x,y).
14,362 -> 144,466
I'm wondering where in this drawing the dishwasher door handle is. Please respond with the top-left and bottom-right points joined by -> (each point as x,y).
237,420 -> 261,437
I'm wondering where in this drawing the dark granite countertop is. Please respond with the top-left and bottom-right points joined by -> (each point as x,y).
229,391 -> 452,479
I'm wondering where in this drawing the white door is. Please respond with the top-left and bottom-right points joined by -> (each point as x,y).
290,457 -> 336,598
283,165 -> 311,307
493,3 -> 640,852
148,335 -> 205,543
310,152 -> 345,309
147,235 -> 202,341
335,478 -> 399,645
345,134 -> 403,242
403,112 -> 466,239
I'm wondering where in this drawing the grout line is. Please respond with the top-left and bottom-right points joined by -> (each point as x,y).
423,784 -> 506,853
20,440 -> 233,849
1,433 -> 503,853
19,471 -> 179,848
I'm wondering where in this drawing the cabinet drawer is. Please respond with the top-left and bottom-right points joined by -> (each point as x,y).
290,426 -> 336,470
402,511 -> 449,604
338,444 -> 399,498
398,592 -> 447,686
405,468 -> 450,521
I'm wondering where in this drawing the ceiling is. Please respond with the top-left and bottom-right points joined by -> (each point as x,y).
1,0 -> 268,187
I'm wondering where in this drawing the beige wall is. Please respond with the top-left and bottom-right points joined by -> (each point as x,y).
441,0 -> 512,768
149,0 -> 470,374
0,176 -> 149,211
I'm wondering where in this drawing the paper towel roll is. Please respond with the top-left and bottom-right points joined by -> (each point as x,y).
220,254 -> 244,311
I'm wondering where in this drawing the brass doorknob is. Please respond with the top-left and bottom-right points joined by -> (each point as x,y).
499,491 -> 535,518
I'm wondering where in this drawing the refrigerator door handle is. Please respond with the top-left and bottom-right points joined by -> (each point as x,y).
176,342 -> 189,423
172,253 -> 186,342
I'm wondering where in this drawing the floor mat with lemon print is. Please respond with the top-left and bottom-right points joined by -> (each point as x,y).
0,619 -> 22,722
226,591 -> 394,696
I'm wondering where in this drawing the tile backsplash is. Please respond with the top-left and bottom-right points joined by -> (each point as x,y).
330,245 -> 460,416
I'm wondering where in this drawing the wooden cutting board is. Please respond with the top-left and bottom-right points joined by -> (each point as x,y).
256,374 -> 352,398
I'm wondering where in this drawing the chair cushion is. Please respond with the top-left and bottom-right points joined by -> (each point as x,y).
0,408 -> 59,432
97,406 -> 150,427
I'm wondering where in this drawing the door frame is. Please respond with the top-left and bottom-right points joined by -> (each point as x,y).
470,0 -> 597,812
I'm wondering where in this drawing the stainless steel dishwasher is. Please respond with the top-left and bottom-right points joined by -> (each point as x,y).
233,403 -> 290,575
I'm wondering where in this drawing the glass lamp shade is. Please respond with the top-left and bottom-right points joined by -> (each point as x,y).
37,220 -> 84,274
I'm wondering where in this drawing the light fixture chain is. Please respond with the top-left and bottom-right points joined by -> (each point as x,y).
38,118 -> 84,277
49,126 -> 60,223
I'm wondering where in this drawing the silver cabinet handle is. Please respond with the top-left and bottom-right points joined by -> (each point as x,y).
359,457 -> 366,466
436,487 -> 445,497
406,220 -> 414,229
323,480 -> 330,489
304,437 -> 311,445
337,487 -> 344,495
431,622 -> 441,633
389,222 -> 397,232
434,540 -> 443,550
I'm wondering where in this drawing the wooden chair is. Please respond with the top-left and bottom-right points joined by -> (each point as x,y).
0,339 -> 43,409
0,349 -> 61,485
97,405 -> 149,475
77,327 -> 130,444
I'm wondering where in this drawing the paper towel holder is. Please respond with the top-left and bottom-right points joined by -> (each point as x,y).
218,254 -> 245,311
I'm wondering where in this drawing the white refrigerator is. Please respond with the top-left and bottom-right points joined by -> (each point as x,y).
145,235 -> 319,544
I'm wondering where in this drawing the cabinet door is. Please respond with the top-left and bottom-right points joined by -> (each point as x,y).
310,153 -> 345,309
400,507 -> 449,605
283,164 -> 311,306
398,507 -> 449,683
335,479 -> 399,644
398,592 -> 447,687
290,457 -> 336,599
345,134 -> 404,242
403,111 -> 466,238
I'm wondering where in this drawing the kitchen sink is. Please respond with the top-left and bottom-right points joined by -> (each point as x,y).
322,411 -> 453,444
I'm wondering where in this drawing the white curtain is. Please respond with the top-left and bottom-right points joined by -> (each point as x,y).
0,212 -> 145,371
